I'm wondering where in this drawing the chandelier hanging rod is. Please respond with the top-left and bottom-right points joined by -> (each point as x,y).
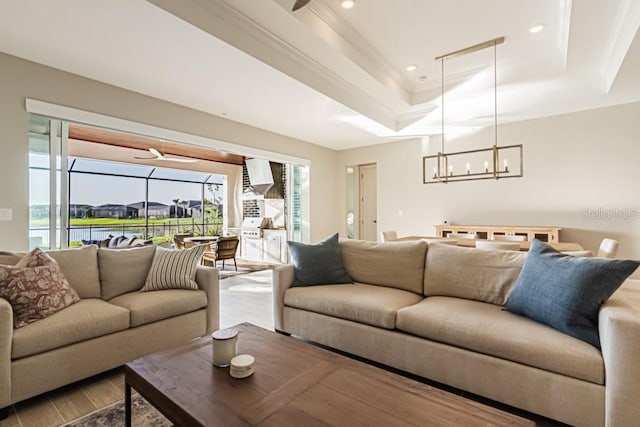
434,37 -> 505,61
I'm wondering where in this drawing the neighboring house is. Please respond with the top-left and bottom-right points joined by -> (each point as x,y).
89,204 -> 138,219
127,201 -> 170,219
187,200 -> 202,218
169,205 -> 189,218
69,204 -> 92,219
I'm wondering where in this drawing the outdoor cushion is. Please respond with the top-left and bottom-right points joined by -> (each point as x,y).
11,298 -> 130,359
0,248 -> 80,328
424,243 -> 526,305
287,233 -> 352,286
142,245 -> 205,291
284,283 -> 422,329
396,296 -> 604,384
109,289 -> 207,327
506,240 -> 639,348
99,245 -> 157,300
47,245 -> 101,298
340,239 -> 427,294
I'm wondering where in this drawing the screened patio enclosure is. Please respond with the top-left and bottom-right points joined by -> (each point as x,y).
29,156 -> 227,247
67,158 -> 225,245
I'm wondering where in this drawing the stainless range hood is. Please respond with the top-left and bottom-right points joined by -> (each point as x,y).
242,158 -> 274,199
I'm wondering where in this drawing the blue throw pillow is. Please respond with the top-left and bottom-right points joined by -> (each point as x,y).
506,240 -> 639,348
287,233 -> 352,286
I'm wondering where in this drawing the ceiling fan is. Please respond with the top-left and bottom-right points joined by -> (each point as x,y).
291,0 -> 312,11
134,147 -> 197,163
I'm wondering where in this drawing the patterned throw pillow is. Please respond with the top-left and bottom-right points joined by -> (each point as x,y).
0,248 -> 80,328
141,245 -> 206,291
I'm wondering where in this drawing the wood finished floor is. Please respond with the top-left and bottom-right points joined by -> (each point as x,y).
1,270 -> 274,427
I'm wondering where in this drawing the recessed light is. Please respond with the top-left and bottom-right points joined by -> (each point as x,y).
340,0 -> 355,9
529,24 -> 544,33
406,64 -> 417,72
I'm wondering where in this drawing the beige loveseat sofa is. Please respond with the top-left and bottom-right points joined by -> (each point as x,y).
273,239 -> 640,427
0,245 -> 218,412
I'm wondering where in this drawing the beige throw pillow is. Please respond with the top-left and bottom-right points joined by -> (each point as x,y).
0,248 -> 80,328
141,245 -> 205,291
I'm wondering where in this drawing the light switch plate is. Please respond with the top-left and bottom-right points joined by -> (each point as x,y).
0,208 -> 13,221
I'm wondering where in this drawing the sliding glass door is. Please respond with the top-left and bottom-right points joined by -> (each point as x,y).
28,114 -> 69,249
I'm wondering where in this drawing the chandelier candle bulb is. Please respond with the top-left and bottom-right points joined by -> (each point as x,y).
504,159 -> 509,172
466,163 -> 471,174
449,165 -> 453,176
484,161 -> 489,173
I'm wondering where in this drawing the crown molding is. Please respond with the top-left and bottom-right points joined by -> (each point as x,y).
148,0 -> 401,130
299,0 -> 411,101
600,0 -> 640,92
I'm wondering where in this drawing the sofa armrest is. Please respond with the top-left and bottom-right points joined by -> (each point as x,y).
272,264 -> 295,332
0,298 -> 12,408
195,266 -> 219,335
599,282 -> 640,426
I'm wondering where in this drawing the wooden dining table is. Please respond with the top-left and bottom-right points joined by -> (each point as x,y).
396,236 -> 584,252
183,236 -> 219,244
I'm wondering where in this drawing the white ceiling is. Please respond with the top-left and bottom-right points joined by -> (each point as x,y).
0,0 -> 638,150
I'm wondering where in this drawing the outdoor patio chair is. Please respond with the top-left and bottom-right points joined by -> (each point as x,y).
202,236 -> 239,271
173,233 -> 194,250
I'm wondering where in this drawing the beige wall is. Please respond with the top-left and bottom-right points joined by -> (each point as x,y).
338,101 -> 640,265
0,52 -> 340,250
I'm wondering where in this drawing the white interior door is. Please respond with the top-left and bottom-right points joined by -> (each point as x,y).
359,164 -> 377,241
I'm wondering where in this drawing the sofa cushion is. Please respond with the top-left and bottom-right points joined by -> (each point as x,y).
109,289 -> 208,327
396,297 -> 604,384
47,246 -> 101,299
0,247 -> 100,299
340,239 -> 427,294
0,251 -> 24,265
284,283 -> 422,329
0,248 -> 81,328
142,245 -> 205,291
99,245 -> 157,300
11,298 -> 130,359
506,239 -> 639,348
424,243 -> 526,305
288,233 -> 352,286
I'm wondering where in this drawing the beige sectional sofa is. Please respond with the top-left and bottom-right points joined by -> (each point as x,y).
273,239 -> 640,427
0,245 -> 218,412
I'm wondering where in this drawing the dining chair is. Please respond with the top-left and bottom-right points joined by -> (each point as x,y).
202,236 -> 240,271
475,241 -> 521,251
493,235 -> 527,242
447,233 -> 477,240
597,238 -> 619,258
380,231 -> 398,242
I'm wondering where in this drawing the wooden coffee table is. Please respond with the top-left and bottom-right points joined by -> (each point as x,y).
124,323 -> 534,426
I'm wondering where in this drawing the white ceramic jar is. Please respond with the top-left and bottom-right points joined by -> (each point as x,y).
211,329 -> 238,367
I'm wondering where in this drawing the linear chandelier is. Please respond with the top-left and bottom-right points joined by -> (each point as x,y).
423,37 -> 523,184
